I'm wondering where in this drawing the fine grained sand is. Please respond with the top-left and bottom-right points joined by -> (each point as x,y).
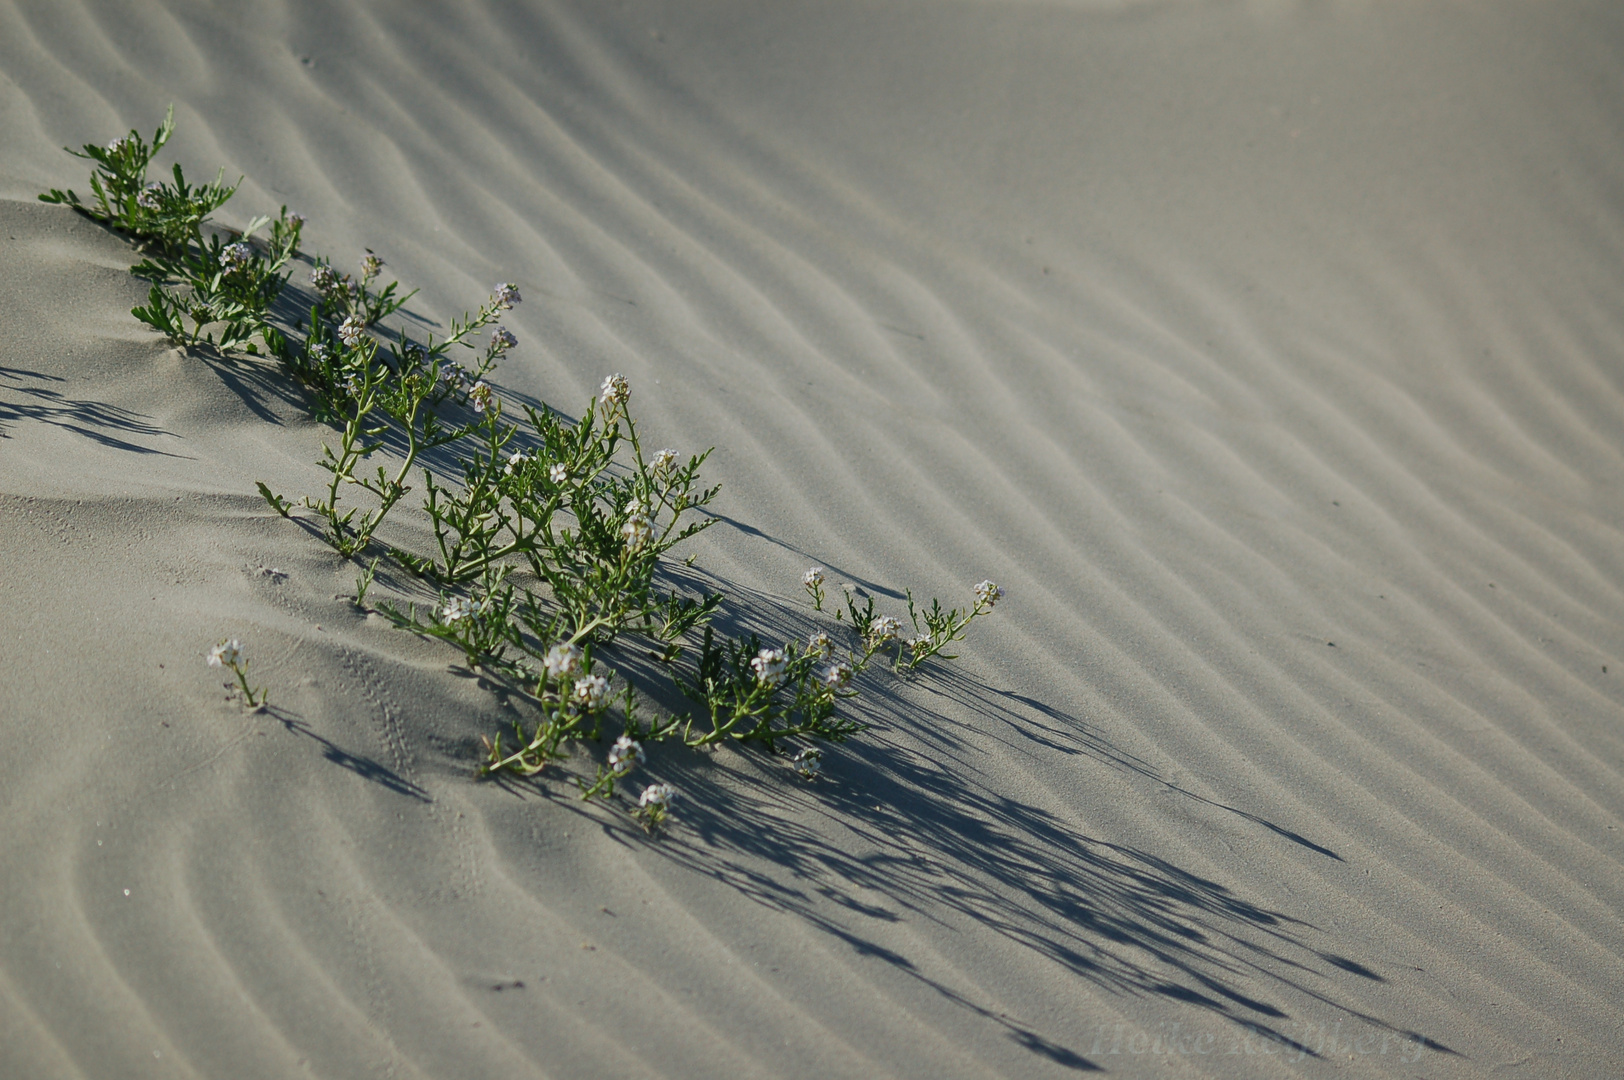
3,1 -> 1623,1076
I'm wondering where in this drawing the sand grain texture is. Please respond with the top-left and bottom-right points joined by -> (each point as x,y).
2,1 -> 1623,1077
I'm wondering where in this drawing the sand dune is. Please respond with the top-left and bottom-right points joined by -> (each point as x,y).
2,0 -> 1622,1076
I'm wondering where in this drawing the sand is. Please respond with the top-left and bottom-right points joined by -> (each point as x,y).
2,0 -> 1622,1076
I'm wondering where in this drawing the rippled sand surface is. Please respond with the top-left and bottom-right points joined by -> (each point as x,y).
2,2 -> 1622,1076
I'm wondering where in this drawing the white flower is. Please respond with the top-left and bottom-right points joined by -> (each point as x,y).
608,735 -> 645,774
493,282 -> 521,309
908,635 -> 933,656
867,615 -> 903,643
792,747 -> 823,779
469,381 -> 494,413
751,647 -> 787,688
973,580 -> 1005,608
360,251 -> 383,279
638,783 -> 676,808
600,373 -> 630,408
807,630 -> 833,658
573,674 -> 610,711
821,661 -> 853,689
548,462 -> 568,486
136,185 -> 162,211
208,639 -> 241,668
105,136 -> 131,155
490,326 -> 517,353
308,342 -> 331,364
650,448 -> 678,475
504,450 -> 530,476
542,643 -> 582,679
443,365 -> 469,392
803,566 -> 824,589
621,505 -> 652,549
441,596 -> 475,624
222,242 -> 253,271
310,264 -> 341,294
337,315 -> 366,347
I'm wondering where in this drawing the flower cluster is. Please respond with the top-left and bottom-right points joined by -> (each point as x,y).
600,373 -> 630,410
543,642 -> 583,680
651,447 -> 678,475
639,783 -> 675,808
791,747 -> 823,779
751,647 -> 788,687
608,735 -> 645,775
974,580 -> 1005,608
469,381 -> 495,414
493,282 -> 521,309
822,661 -> 853,689
803,566 -> 826,609
137,185 -> 162,211
504,449 -> 533,476
441,596 -> 478,624
490,326 -> 517,354
337,315 -> 366,347
207,639 -> 241,668
360,251 -> 384,280
636,783 -> 677,832
221,242 -> 253,272
573,674 -> 610,711
206,637 -> 266,709
867,615 -> 903,643
621,503 -> 652,550
311,263 -> 342,295
807,630 -> 833,658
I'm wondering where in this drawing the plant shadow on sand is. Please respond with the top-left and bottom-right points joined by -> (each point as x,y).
63,234 -> 1454,1068
0,364 -> 190,455
268,704 -> 430,803
496,566 -> 1458,1072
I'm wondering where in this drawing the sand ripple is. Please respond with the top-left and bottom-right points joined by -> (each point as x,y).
2,1 -> 1622,1076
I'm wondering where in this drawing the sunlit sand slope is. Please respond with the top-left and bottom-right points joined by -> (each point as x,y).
2,1 -> 1622,1077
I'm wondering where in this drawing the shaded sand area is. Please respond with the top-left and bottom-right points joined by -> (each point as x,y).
3,1 -> 1623,1076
